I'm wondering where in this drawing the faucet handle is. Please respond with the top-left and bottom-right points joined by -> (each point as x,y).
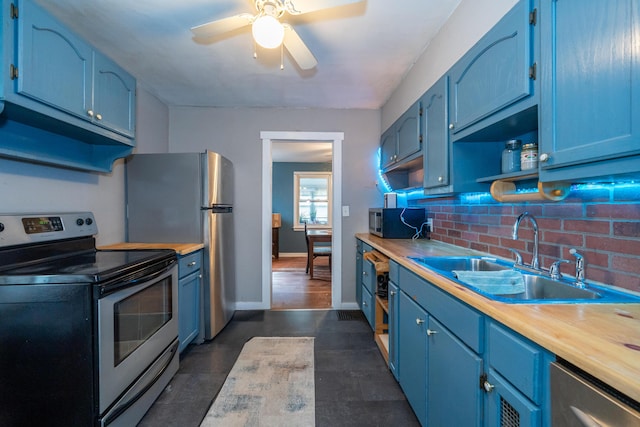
508,248 -> 523,265
549,259 -> 571,280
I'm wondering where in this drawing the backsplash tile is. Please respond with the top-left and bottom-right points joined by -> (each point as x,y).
412,184 -> 640,293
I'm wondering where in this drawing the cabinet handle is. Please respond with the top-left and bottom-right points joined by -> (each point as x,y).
415,318 -> 425,325
483,380 -> 495,393
448,123 -> 454,130
389,291 -> 396,296
427,329 -> 438,336
87,109 -> 94,118
188,261 -> 196,267
363,301 -> 367,306
363,271 -> 368,276
539,152 -> 550,162
95,113 -> 103,121
438,176 -> 444,182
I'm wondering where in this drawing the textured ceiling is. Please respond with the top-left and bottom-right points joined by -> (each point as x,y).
36,0 -> 461,109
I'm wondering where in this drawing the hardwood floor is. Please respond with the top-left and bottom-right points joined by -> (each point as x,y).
272,256 -> 332,310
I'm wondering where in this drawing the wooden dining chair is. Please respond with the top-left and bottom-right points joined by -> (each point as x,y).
304,222 -> 332,274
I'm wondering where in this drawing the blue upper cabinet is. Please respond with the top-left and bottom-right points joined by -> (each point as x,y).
380,100 -> 422,172
0,0 -> 136,172
16,1 -> 92,121
539,0 -> 640,182
422,76 -> 449,189
93,52 -> 136,138
448,0 -> 538,142
395,102 -> 422,163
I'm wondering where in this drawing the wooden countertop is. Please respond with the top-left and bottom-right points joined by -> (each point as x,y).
356,233 -> 640,403
98,242 -> 204,256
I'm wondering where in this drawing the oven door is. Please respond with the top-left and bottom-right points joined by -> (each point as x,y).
98,262 -> 178,415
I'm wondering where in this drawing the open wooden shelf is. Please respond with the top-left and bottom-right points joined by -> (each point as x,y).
375,295 -> 390,363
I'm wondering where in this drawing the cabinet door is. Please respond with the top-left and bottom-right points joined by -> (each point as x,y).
422,76 -> 449,189
380,126 -> 397,169
449,0 -> 534,135
427,317 -> 483,427
388,281 -> 399,380
178,270 -> 201,353
93,52 -> 136,138
484,369 -> 541,427
398,291 -> 427,425
16,0 -> 92,119
396,101 -> 422,162
539,0 -> 640,175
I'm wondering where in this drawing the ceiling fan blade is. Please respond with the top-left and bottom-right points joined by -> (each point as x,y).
191,14 -> 253,39
285,0 -> 363,15
282,25 -> 317,70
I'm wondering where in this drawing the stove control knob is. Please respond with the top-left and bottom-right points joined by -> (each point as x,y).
85,217 -> 93,225
0,223 -> 4,232
76,218 -> 85,226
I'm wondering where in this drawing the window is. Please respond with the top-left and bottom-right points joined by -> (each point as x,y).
293,171 -> 332,230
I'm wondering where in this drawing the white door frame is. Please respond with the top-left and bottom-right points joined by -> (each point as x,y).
261,131 -> 344,309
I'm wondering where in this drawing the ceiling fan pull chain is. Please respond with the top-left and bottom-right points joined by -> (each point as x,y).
253,39 -> 258,59
280,44 -> 284,70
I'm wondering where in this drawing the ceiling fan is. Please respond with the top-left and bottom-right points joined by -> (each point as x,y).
191,0 -> 363,70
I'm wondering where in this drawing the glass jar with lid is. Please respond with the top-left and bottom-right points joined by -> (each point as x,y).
520,142 -> 539,171
501,139 -> 522,173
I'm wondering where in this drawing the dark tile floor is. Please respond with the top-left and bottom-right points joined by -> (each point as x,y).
139,310 -> 419,426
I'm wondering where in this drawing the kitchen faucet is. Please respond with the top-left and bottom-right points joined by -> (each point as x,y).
512,212 -> 539,269
569,248 -> 586,288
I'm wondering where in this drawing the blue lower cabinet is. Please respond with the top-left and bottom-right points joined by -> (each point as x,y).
398,291 -> 427,425
390,262 -> 553,426
427,317 -> 483,427
484,369 -> 541,427
178,250 -> 202,353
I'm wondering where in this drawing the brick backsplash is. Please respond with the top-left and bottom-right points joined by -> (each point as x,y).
412,184 -> 640,293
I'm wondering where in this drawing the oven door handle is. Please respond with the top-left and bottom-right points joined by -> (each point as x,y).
102,340 -> 178,426
100,259 -> 177,296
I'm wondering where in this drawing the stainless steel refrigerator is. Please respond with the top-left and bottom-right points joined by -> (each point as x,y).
125,151 -> 234,340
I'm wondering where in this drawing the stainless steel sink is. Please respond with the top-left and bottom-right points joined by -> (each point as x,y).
409,256 -> 512,273
408,255 -> 640,304
497,274 -> 601,301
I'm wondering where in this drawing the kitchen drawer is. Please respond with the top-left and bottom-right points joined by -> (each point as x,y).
361,285 -> 375,330
362,258 -> 376,294
399,267 -> 483,353
179,251 -> 202,278
488,321 -> 550,404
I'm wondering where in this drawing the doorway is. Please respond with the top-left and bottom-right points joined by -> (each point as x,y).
261,131 -> 344,309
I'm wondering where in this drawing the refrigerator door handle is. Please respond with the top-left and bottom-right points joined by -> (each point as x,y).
203,205 -> 233,213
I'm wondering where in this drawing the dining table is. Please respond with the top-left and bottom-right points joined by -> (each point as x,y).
306,229 -> 332,279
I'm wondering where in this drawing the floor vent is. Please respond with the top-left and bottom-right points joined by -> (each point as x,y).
336,310 -> 365,321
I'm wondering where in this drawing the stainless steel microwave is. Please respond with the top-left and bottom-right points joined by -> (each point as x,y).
369,208 -> 427,239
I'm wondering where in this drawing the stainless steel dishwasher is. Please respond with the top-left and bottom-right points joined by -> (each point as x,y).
551,361 -> 640,426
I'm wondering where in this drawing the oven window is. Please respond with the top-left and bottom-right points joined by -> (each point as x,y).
113,276 -> 173,366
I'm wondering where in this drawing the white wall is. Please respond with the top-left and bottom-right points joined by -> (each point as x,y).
168,107 -> 381,304
134,85 -> 170,153
0,86 -> 170,245
382,0 -> 519,131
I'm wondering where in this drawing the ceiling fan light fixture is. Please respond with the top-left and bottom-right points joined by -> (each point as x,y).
252,15 -> 284,49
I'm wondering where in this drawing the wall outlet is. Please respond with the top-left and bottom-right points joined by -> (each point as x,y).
342,206 -> 350,217
426,217 -> 434,232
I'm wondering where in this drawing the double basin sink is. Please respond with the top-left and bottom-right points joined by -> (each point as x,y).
408,256 -> 640,304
